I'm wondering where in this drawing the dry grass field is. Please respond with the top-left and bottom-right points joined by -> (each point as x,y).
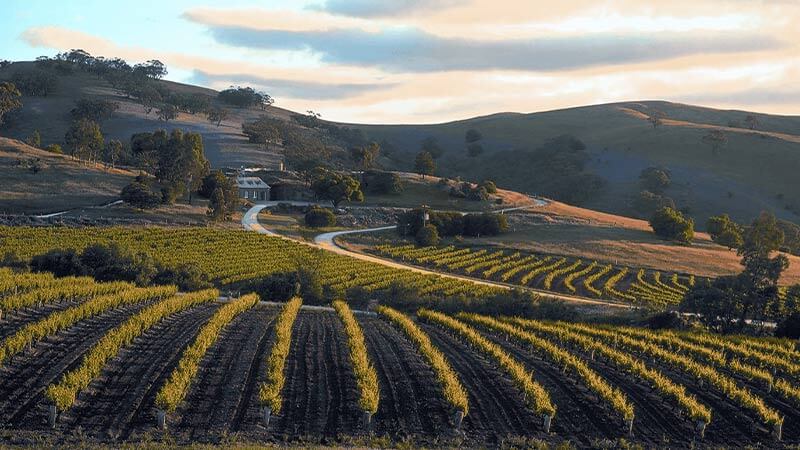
0,138 -> 134,214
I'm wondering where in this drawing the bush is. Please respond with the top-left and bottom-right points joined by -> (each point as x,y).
480,180 -> 498,194
246,272 -> 300,302
121,182 -> 161,209
399,209 -> 507,238
415,224 -> 440,246
639,167 -> 671,193
633,190 -> 675,216
45,144 -> 63,154
70,98 -> 119,122
707,214 -> 743,250
646,311 -> 684,330
30,249 -> 84,277
304,207 -> 336,228
152,263 -> 212,291
11,69 -> 58,96
463,213 -> 508,237
362,170 -> 403,195
1,251 -> 29,272
775,312 -> 800,339
160,182 -> 184,205
649,207 -> 694,243
79,243 -> 157,285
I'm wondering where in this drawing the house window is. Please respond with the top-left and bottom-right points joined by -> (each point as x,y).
244,191 -> 249,199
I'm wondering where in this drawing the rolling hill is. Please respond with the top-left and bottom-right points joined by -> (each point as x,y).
1,60 -> 799,231
351,101 -> 800,229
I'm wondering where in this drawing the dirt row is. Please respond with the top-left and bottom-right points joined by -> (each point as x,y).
0,303 -> 796,447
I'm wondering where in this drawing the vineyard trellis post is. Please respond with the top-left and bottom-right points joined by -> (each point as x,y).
453,410 -> 464,430
48,404 -> 57,428
261,406 -> 272,427
157,409 -> 166,429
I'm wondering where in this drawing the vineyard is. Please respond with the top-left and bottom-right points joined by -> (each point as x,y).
370,244 -> 699,306
0,227 -> 501,300
0,267 -> 797,447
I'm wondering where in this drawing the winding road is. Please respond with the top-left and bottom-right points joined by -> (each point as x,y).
242,201 -> 632,309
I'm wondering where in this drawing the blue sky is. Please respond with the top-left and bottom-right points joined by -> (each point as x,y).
2,0 -> 798,123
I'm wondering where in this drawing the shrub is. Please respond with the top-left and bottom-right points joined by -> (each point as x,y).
634,190 -> 675,215
480,180 -> 498,194
639,167 -> 671,193
415,224 -> 440,246
649,207 -> 694,243
45,144 -> 63,154
464,213 -> 508,237
151,263 -> 211,291
707,214 -> 743,249
775,312 -> 800,339
362,170 -> 403,195
0,251 -> 29,272
121,182 -> 161,209
304,207 -> 336,228
30,249 -> 84,277
11,69 -> 58,96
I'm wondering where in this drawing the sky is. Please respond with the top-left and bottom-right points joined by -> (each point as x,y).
1,0 -> 798,124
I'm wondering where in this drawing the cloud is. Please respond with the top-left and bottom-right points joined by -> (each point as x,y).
679,88 -> 800,106
204,25 -> 783,73
307,0 -> 462,18
191,70 -> 394,100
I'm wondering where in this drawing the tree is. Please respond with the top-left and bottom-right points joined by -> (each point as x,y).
133,60 -> 167,79
420,136 -> 445,159
649,207 -> 694,243
120,182 -> 161,209
304,207 -> 336,228
198,170 -> 238,217
744,114 -> 760,130
465,128 -> 484,157
157,104 -> 178,122
11,69 -> 58,96
681,213 -> 792,329
639,167 -> 670,193
480,180 -> 498,194
702,129 -> 728,156
415,224 -> 440,246
362,170 -> 403,195
218,86 -> 272,108
154,129 -> 210,200
465,128 -> 482,143
206,106 -> 229,126
350,142 -> 380,170
207,187 -> 227,221
26,129 -> 41,148
633,190 -> 675,216
0,82 -> 22,125
70,98 -> 119,122
103,140 -> 124,168
647,109 -> 665,128
706,214 -> 743,250
310,168 -> 364,208
64,119 -> 104,164
45,144 -> 63,154
414,151 -> 436,179
467,143 -> 484,157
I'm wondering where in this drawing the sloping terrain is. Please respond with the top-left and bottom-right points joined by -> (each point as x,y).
0,62 -> 289,169
352,101 -> 800,228
0,137 -> 134,214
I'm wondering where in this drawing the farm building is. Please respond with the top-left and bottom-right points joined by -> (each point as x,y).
236,176 -> 271,203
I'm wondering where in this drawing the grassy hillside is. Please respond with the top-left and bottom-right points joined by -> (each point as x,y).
352,101 -> 800,229
0,62 -> 291,169
0,137 -> 134,214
